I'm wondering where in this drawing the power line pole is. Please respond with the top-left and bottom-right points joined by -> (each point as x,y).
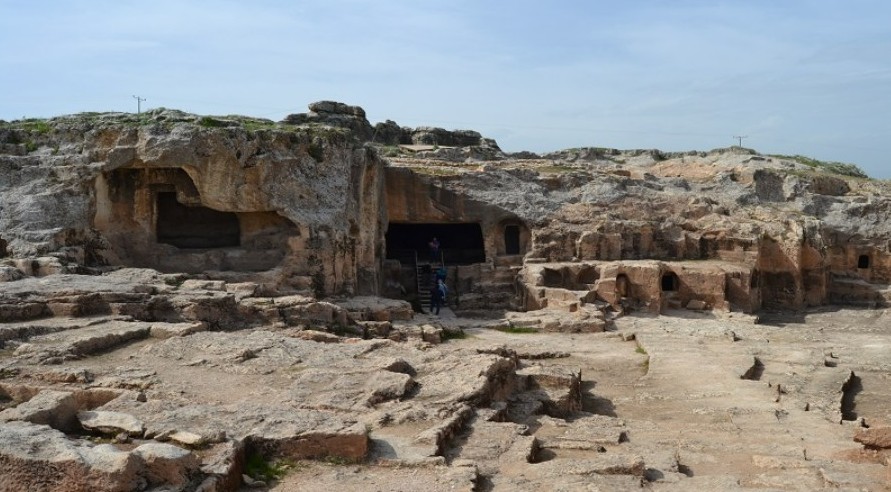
132,95 -> 146,114
733,135 -> 748,147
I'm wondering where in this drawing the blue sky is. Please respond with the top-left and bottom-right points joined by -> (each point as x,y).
2,1 -> 890,177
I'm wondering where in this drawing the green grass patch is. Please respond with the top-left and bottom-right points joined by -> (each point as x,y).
197,116 -> 227,128
413,166 -> 463,176
241,120 -> 281,132
245,454 -> 299,482
635,345 -> 647,355
20,120 -> 51,134
441,328 -> 468,341
769,154 -> 867,178
380,145 -> 411,157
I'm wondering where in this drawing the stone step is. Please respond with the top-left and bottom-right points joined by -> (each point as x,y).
450,418 -> 533,475
533,414 -> 628,450
367,430 -> 441,466
0,315 -> 133,346
12,320 -> 153,364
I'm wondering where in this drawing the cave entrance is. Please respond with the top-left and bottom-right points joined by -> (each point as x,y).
578,266 -> 599,287
0,237 -> 6,258
386,223 -> 485,265
858,254 -> 870,269
661,272 -> 679,292
504,225 -> 520,255
541,267 -> 565,288
156,192 -> 240,249
616,274 -> 630,297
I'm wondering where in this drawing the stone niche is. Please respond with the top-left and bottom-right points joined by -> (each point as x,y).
496,220 -> 531,257
521,260 -> 758,313
826,244 -> 891,307
384,167 -> 530,263
94,168 -> 300,273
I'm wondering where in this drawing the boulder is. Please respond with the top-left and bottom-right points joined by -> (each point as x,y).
78,411 -> 145,437
0,421 -> 143,492
307,101 -> 366,118
196,440 -> 245,492
132,442 -> 200,488
853,426 -> 891,449
149,321 -> 207,339
686,299 -> 708,310
0,266 -> 24,282
0,390 -> 79,431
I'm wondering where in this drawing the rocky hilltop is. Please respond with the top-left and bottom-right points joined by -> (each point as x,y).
0,102 -> 890,490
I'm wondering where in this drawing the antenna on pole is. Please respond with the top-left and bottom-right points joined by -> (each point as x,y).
733,135 -> 748,147
132,95 -> 146,114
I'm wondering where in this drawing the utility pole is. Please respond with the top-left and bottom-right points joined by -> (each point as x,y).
132,95 -> 146,114
733,135 -> 748,147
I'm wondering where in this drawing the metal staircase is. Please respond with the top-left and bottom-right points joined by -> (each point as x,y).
415,250 -> 444,312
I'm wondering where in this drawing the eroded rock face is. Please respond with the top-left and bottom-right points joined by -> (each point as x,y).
3,102 -> 891,490
1,108 -> 386,297
5,101 -> 891,313
0,421 -> 144,492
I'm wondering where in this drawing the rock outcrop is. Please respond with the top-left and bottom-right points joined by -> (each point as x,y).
2,101 -> 891,490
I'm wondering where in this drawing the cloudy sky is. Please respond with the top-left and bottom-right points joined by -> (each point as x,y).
2,1 -> 890,177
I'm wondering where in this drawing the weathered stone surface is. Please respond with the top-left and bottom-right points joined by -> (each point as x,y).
0,421 -> 143,492
179,279 -> 226,291
77,410 -> 144,436
166,430 -> 205,447
195,439 -> 245,492
4,102 -> 891,491
854,426 -> 891,449
0,390 -> 79,431
337,296 -> 414,322
12,320 -> 151,364
0,266 -> 24,283
293,329 -> 343,343
132,442 -> 199,488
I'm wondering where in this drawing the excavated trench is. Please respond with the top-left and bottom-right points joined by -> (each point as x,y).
840,372 -> 863,422
740,357 -> 765,381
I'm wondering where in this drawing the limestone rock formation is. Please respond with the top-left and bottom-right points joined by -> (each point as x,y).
2,101 -> 891,490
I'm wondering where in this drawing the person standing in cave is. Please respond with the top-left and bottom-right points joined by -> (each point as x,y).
428,236 -> 441,263
430,279 -> 442,315
431,278 -> 447,315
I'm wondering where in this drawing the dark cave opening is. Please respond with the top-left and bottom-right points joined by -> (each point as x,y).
858,254 -> 870,269
156,192 -> 240,249
385,223 -> 485,264
661,272 -> 679,292
541,267 -> 565,288
578,266 -> 600,285
504,225 -> 521,255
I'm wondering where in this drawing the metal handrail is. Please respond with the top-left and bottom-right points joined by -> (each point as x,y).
414,250 -> 421,296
